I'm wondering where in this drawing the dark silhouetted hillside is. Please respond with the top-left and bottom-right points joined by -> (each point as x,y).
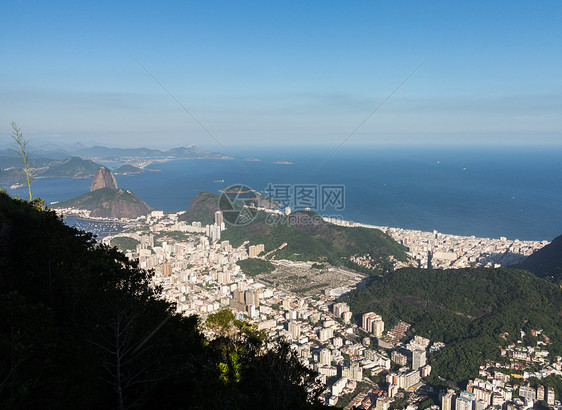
517,234 -> 562,283
0,191 -> 324,409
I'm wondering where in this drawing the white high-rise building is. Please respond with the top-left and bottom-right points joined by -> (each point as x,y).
412,349 -> 426,370
215,211 -> 224,226
349,363 -> 362,381
288,321 -> 301,339
372,319 -> 384,337
362,312 -> 384,336
319,349 -> 332,366
441,390 -> 455,410
547,386 -> 555,405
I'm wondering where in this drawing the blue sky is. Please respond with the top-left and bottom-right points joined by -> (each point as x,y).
1,1 -> 561,149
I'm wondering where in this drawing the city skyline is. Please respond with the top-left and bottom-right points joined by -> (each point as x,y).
1,1 -> 561,148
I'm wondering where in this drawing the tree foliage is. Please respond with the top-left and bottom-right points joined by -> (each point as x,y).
223,211 -> 407,270
340,267 -> 562,383
0,191 -> 322,409
236,258 -> 275,277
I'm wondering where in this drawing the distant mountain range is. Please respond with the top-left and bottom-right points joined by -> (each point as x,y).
0,144 -> 229,185
0,156 -> 101,185
71,144 -> 231,160
35,157 -> 101,178
10,143 -> 230,161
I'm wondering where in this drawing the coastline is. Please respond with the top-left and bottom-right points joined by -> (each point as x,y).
55,204 -> 548,270
323,216 -> 547,269
55,204 -> 550,246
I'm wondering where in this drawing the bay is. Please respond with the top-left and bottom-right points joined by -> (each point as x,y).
8,145 -> 562,241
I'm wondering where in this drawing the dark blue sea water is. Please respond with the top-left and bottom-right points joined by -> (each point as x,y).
8,145 -> 562,241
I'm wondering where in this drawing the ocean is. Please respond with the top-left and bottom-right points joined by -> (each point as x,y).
8,145 -> 562,241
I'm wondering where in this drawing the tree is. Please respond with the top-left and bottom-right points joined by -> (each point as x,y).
0,191 -> 324,409
10,123 -> 32,201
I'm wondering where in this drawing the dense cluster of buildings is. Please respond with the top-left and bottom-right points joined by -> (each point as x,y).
325,218 -> 548,270
440,378 -> 557,409
96,210 -> 443,406
64,206 -> 559,409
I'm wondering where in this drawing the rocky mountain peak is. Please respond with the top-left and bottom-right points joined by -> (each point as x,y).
90,166 -> 118,192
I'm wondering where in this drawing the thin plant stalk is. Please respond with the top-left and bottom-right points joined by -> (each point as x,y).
10,122 -> 33,201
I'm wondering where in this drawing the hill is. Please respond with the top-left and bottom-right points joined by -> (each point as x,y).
53,187 -> 152,218
222,211 -> 409,271
178,191 -> 220,225
34,156 -> 100,178
178,190 -> 278,227
52,167 -> 152,219
112,164 -> 143,175
0,155 -> 98,185
0,191 -> 322,409
237,258 -> 276,277
0,167 -> 30,185
178,192 -> 408,270
110,236 -> 141,252
73,145 -> 231,160
0,154 -> 53,169
517,234 -> 562,283
340,267 -> 562,383
90,166 -> 118,191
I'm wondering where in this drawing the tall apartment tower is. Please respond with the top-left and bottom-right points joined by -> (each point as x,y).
362,312 -> 384,336
288,321 -> 301,339
215,211 -> 224,226
537,385 -> 545,401
412,349 -> 427,370
349,363 -> 362,381
161,263 -> 172,276
441,390 -> 455,410
319,349 -> 331,366
372,320 -> 384,337
547,387 -> 555,406
248,244 -> 265,258
333,302 -> 350,318
456,391 -> 475,410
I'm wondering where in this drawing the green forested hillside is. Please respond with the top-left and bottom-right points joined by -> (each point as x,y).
340,267 -> 562,383
178,192 -> 407,271
237,258 -> 275,276
178,191 -> 219,225
110,236 -> 141,252
222,211 -> 408,271
0,191 -> 322,409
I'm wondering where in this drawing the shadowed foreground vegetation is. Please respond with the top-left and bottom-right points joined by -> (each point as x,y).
0,191 -> 324,409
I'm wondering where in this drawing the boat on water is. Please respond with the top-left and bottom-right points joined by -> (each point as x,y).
213,179 -> 225,183
10,183 -> 26,189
